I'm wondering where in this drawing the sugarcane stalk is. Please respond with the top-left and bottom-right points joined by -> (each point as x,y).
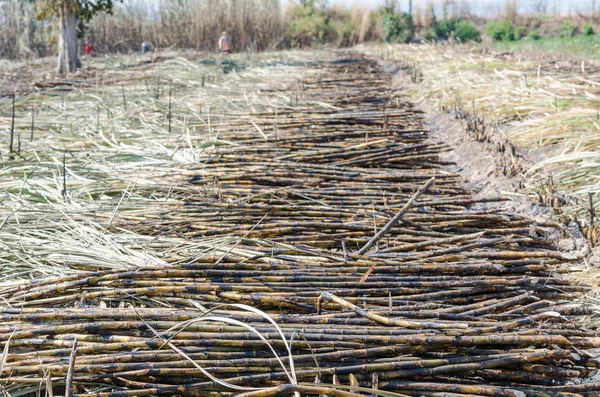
64,338 -> 78,397
9,92 -> 15,158
356,177 -> 435,255
30,104 -> 34,142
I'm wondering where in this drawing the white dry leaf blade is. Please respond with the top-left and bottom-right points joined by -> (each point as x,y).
167,314 -> 296,385
250,120 -> 268,141
0,331 -> 14,376
144,320 -> 256,392
228,303 -> 298,384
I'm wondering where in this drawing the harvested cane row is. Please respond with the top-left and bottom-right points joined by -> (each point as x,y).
2,55 -> 600,397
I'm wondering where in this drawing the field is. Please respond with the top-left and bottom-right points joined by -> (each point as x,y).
1,46 -> 600,397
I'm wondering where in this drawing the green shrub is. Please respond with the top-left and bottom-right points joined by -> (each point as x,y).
424,28 -> 438,41
425,16 -> 480,43
560,20 -> 576,37
287,14 -> 329,47
286,0 -> 330,47
381,12 -> 414,43
220,59 -> 243,74
454,20 -> 481,42
431,16 -> 458,40
582,23 -> 594,36
329,18 -> 358,47
514,26 -> 527,40
527,28 -> 541,40
485,20 -> 515,41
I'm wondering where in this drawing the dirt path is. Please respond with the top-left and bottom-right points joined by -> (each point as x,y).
1,54 -> 599,396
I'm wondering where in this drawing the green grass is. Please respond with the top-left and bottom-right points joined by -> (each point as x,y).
490,35 -> 600,59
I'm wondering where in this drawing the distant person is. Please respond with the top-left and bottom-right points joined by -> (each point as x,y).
84,40 -> 93,56
141,41 -> 150,54
218,31 -> 230,54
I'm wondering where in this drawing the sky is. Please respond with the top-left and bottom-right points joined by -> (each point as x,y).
325,0 -> 596,16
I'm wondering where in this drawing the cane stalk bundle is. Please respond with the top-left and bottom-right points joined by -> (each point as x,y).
0,51 -> 598,397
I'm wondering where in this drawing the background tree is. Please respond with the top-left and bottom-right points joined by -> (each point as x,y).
531,0 -> 548,14
34,0 -> 120,76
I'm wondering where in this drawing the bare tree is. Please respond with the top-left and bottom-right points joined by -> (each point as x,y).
531,0 -> 548,14
34,0 -> 122,76
504,0 -> 517,21
442,0 -> 457,19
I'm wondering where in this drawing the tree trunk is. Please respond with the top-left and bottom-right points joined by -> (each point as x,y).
57,5 -> 81,76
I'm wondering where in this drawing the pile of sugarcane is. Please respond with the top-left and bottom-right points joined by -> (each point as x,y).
1,55 -> 600,397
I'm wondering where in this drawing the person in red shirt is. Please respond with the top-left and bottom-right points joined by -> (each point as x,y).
218,31 -> 229,54
84,40 -> 93,56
